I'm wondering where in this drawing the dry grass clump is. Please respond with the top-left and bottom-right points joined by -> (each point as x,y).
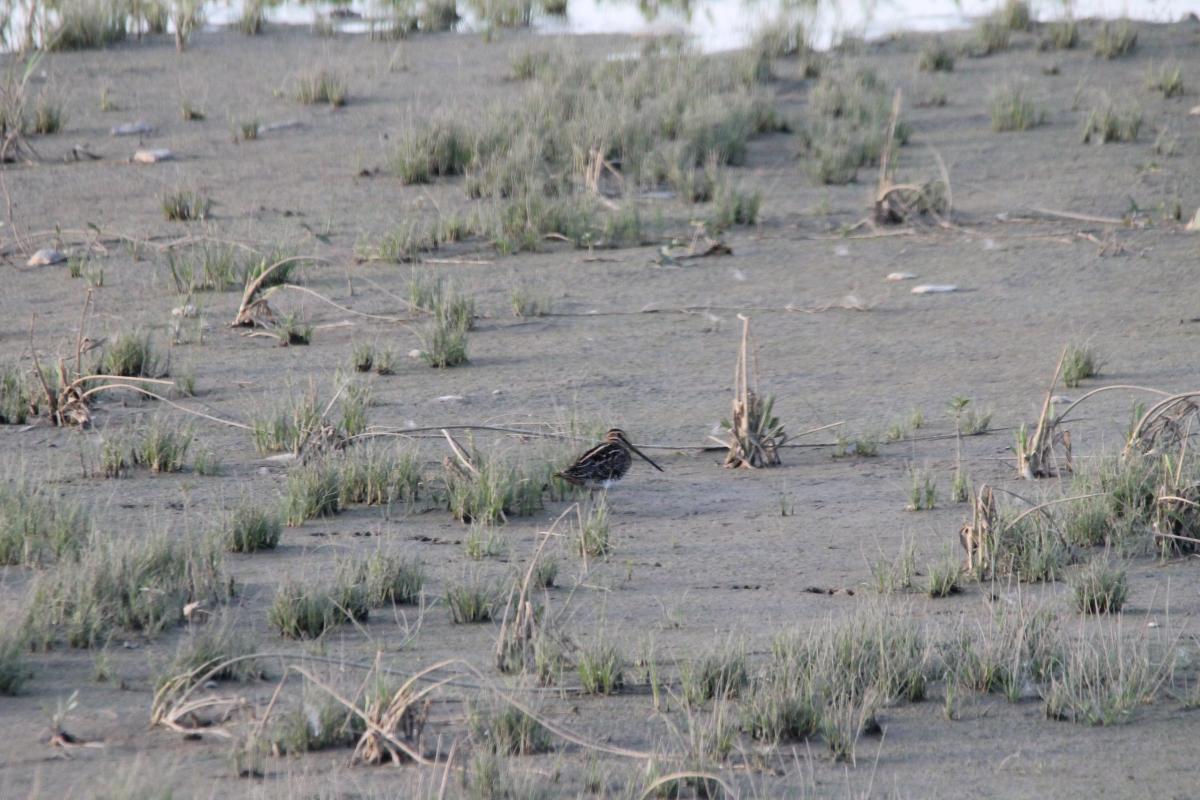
681,638 -> 749,706
419,0 -> 460,32
221,502 -> 282,553
131,416 -> 192,473
997,0 -> 1032,31
917,39 -> 954,72
578,637 -> 625,695
1062,343 -> 1102,387
336,443 -> 422,508
574,499 -> 611,559
283,460 -> 342,525
1043,624 -> 1162,725
1093,21 -> 1137,59
759,603 -> 930,762
989,509 -> 1073,582
268,579 -> 368,639
273,693 -> 366,753
722,316 -> 786,468
391,120 -> 473,184
339,552 -> 425,606
26,530 -> 229,649
0,365 -> 33,425
441,443 -> 545,524
943,605 -> 1061,701
510,285 -> 552,317
389,45 -> 779,250
989,83 -> 1046,132
926,555 -> 962,597
445,573 -> 499,623
1148,62 -> 1185,99
163,614 -> 263,684
0,630 -> 28,695
237,0 -> 266,34
1039,20 -> 1079,50
419,312 -> 469,367
973,18 -> 1011,55
0,481 -> 87,566
162,188 -> 211,222
351,342 -> 397,375
1072,559 -> 1128,614
468,701 -> 553,755
166,244 -> 297,294
102,330 -> 164,378
799,66 -> 909,185
31,93 -> 65,134
47,0 -> 127,50
1081,96 -> 1142,143
293,70 -> 348,107
249,384 -> 358,455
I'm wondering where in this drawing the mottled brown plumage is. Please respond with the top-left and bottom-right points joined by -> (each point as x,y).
556,428 -> 663,489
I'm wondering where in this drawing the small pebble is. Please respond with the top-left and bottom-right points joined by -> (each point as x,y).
408,348 -> 422,359
1189,105 -> 1200,116
1185,208 -> 1200,231
911,284 -> 958,294
833,245 -> 849,257
886,271 -> 917,281
731,269 -> 746,281
492,389 -> 502,395
171,304 -> 197,318
27,248 -> 66,266
436,395 -> 466,402
133,148 -> 172,163
111,120 -> 153,136
983,238 -> 998,250
1050,395 -> 1075,405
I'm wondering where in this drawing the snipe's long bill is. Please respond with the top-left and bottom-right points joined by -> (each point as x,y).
556,428 -> 663,490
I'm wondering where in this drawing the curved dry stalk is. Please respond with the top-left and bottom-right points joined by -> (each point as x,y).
262,283 -> 420,329
1054,384 -> 1174,426
1125,391 -> 1200,455
73,384 -> 252,430
639,772 -> 736,800
231,256 -> 319,327
1004,492 -> 1108,529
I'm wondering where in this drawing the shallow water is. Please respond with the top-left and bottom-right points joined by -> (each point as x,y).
206,0 -> 1197,50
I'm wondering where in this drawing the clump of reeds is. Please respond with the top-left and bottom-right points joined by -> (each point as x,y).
25,530 -> 229,649
445,573 -> 498,623
1148,62 -> 1185,99
130,416 -> 192,473
221,502 -> 282,553
1039,20 -> 1079,50
47,0 -> 127,50
1072,560 -> 1128,614
268,579 -> 367,639
293,69 -> 348,107
577,637 -> 625,695
721,316 -> 785,468
1081,96 -> 1142,144
1062,343 -> 1102,387
391,120 -> 473,183
0,481 -> 87,566
1093,20 -> 1137,59
162,189 -> 211,222
974,18 -> 1011,55
917,39 -> 954,72
990,83 -> 1046,132
440,436 -> 544,524
283,460 -> 342,525
0,365 -> 33,425
339,552 -> 425,606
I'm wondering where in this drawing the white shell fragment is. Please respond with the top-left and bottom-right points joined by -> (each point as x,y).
259,120 -> 301,133
833,245 -> 849,257
1050,396 -> 1075,405
886,271 -> 917,281
435,395 -> 466,403
408,349 -> 423,359
27,248 -> 66,266
111,120 -> 153,136
1185,208 -> 1200,231
1189,105 -> 1200,116
911,284 -> 958,294
171,304 -> 197,318
133,148 -> 173,163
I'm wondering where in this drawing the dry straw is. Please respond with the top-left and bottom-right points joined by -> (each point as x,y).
720,315 -> 786,468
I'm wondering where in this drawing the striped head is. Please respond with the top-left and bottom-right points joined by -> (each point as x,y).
605,428 -> 663,472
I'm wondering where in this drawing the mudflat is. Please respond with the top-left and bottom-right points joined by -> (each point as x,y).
2,14 -> 1200,799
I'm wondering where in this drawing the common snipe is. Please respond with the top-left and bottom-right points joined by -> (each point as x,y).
556,428 -> 663,489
